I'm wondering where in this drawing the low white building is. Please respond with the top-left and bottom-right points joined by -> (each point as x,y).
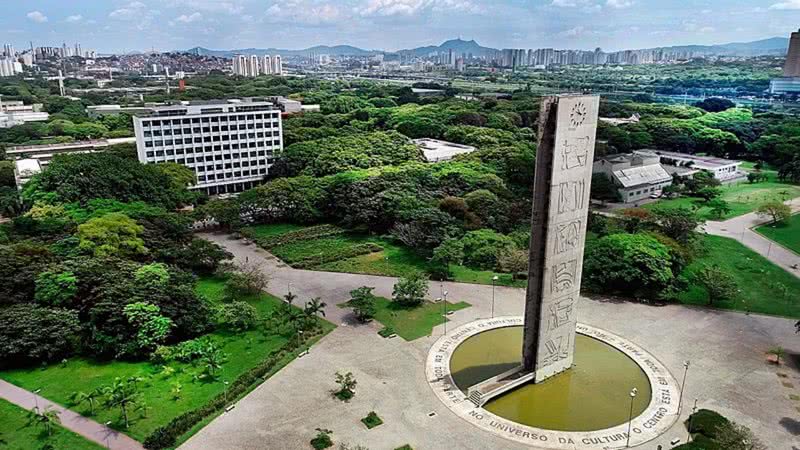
593,150 -> 673,204
414,138 -> 477,163
5,137 -> 136,167
653,151 -> 744,182
0,100 -> 48,128
13,158 -> 41,188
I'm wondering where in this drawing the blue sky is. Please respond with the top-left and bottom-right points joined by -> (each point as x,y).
3,0 -> 799,53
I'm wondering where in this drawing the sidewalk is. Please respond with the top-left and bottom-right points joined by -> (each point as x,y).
704,198 -> 800,278
0,379 -> 144,450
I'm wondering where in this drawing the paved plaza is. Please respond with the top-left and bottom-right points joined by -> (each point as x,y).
181,233 -> 800,450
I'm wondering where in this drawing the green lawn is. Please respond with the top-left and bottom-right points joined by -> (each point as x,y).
341,296 -> 470,341
678,235 -> 800,318
644,176 -> 800,221
0,277 -> 332,443
755,214 -> 800,255
0,398 -> 104,450
247,223 -> 525,287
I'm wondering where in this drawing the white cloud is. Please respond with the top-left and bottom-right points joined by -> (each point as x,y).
606,0 -> 634,9
26,11 -> 48,23
167,0 -> 243,14
358,0 -> 479,17
176,12 -> 203,23
551,0 -> 579,6
699,26 -> 715,33
266,1 -> 342,24
65,14 -> 83,23
110,2 -> 147,20
770,0 -> 800,9
561,26 -> 585,37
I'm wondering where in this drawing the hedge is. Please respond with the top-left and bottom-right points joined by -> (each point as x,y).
685,409 -> 730,440
143,328 -> 327,449
251,224 -> 345,249
292,243 -> 383,269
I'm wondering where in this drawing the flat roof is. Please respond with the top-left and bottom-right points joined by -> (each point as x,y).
651,150 -> 741,169
613,164 -> 672,188
14,158 -> 41,175
414,138 -> 476,162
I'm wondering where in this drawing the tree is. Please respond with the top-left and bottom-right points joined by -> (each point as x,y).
650,207 -> 700,243
714,421 -> 767,450
694,97 -> 735,113
583,233 -> 675,297
196,199 -> 242,231
27,406 -> 61,436
70,388 -> 104,416
756,201 -> 791,224
311,428 -> 334,450
123,302 -> 174,355
199,341 -> 227,379
694,265 -> 737,306
333,371 -> 357,401
224,261 -> 270,298
304,298 -> 327,322
174,239 -> 232,275
496,248 -> 528,280
216,301 -> 258,331
590,173 -> 620,203
103,377 -> 143,429
77,213 -> 147,258
460,229 -> 516,269
34,271 -> 78,306
134,263 -> 170,289
0,305 -> 81,367
347,287 -> 377,322
707,199 -> 732,220
391,274 -> 429,307
767,346 -> 785,365
430,238 -> 465,280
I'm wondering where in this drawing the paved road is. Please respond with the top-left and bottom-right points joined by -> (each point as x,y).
704,197 -> 800,278
185,232 -> 800,450
0,379 -> 144,450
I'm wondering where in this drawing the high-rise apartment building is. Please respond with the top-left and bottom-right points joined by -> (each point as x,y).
133,99 -> 283,195
232,54 -> 283,77
784,29 -> 800,77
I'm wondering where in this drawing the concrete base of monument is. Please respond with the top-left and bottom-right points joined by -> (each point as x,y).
425,317 -> 681,449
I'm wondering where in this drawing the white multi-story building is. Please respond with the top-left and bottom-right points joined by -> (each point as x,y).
133,99 -> 283,195
232,54 -> 282,77
0,57 -> 22,77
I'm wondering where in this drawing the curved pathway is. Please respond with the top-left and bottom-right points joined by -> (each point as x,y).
186,232 -> 800,450
0,379 -> 144,450
704,198 -> 800,278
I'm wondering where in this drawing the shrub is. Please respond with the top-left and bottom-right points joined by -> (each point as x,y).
247,225 -> 345,249
391,274 -> 429,307
686,409 -> 730,440
333,371 -> 357,402
0,304 -> 81,367
361,411 -> 383,429
311,428 -> 334,450
460,229 -> 516,269
347,287 -> 377,322
292,243 -> 383,269
151,338 -> 210,363
216,301 -> 259,331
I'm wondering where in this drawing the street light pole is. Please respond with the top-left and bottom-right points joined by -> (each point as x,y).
678,360 -> 690,414
33,388 -> 41,413
626,387 -> 638,447
223,380 -> 229,405
687,398 -> 698,442
443,290 -> 449,335
491,275 -> 498,318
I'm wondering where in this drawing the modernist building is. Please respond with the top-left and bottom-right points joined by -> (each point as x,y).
593,150 -> 673,204
5,137 -> 136,168
770,29 -> 800,95
232,54 -> 283,77
414,138 -> 476,163
133,99 -> 283,195
654,151 -> 744,182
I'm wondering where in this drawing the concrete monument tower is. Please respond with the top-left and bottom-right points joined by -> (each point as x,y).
522,94 -> 600,382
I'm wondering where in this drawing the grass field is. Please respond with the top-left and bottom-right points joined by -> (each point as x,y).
755,214 -> 800,255
0,399 -> 104,450
644,175 -> 800,221
0,277 -> 332,443
341,296 -> 471,341
245,223 -> 524,287
678,235 -> 800,318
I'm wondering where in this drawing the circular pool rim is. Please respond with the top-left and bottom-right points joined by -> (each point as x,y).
425,317 -> 681,449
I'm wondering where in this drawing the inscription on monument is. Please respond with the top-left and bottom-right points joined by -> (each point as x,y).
523,95 -> 600,381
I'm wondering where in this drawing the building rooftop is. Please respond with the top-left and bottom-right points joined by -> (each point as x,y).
651,150 -> 742,169
613,164 -> 672,188
414,138 -> 476,163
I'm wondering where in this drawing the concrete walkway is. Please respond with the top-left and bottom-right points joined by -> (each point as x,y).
0,379 -> 144,450
185,232 -> 800,450
704,197 -> 800,277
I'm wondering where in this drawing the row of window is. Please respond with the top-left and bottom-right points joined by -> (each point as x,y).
143,123 -> 277,136
146,150 -> 274,160
197,168 -> 267,183
194,159 -> 276,172
143,113 -> 277,127
145,137 -> 280,148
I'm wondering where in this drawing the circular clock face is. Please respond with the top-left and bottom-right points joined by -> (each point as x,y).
570,102 -> 587,127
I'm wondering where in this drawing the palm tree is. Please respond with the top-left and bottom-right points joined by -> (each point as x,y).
304,297 -> 327,318
103,377 -> 142,429
70,388 -> 103,416
27,406 -> 61,436
200,343 -> 227,379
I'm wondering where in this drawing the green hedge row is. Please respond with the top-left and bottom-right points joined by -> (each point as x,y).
254,224 -> 345,249
143,329 -> 325,449
292,243 -> 383,269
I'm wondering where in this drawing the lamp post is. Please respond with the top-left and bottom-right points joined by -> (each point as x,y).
687,398 -> 698,442
33,388 -> 41,413
104,421 -> 113,449
679,360 -> 690,414
491,275 -> 499,318
223,380 -> 229,405
626,387 -> 638,447
443,290 -> 449,335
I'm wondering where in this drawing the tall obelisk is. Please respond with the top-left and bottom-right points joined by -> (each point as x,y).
522,94 -> 600,382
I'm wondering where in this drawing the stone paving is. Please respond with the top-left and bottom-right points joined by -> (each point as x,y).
180,233 -> 800,450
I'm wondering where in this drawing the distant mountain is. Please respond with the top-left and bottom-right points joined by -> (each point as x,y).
182,36 -> 789,59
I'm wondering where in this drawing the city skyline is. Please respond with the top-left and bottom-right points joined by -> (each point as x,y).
3,0 -> 800,55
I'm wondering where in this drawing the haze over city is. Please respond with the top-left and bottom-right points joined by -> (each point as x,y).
3,0 -> 800,53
